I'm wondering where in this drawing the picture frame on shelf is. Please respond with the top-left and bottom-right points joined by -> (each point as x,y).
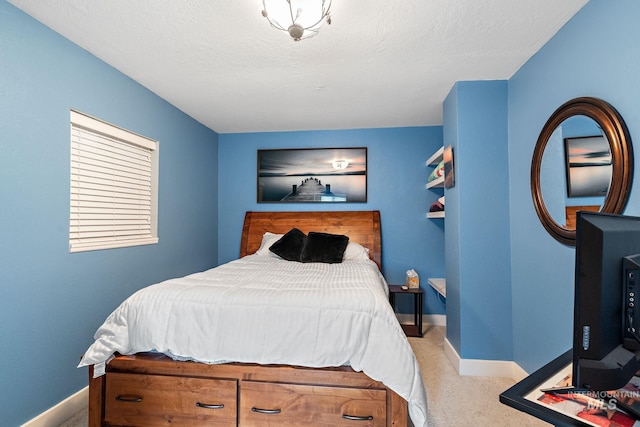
444,145 -> 455,189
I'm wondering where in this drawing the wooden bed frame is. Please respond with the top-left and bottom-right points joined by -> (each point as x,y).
240,210 -> 382,269
88,210 -> 408,427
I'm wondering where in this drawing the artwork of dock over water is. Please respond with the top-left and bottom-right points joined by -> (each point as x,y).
257,147 -> 367,203
281,177 -> 346,202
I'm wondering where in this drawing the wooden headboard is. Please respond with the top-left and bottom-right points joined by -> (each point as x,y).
240,211 -> 382,270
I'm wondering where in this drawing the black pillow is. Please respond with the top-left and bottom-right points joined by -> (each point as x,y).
300,232 -> 349,264
269,228 -> 307,261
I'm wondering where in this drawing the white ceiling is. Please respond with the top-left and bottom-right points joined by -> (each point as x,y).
8,0 -> 588,134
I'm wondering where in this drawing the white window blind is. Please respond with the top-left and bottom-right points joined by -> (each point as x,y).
70,110 -> 158,252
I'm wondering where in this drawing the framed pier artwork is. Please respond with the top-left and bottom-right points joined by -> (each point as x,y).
257,147 -> 367,203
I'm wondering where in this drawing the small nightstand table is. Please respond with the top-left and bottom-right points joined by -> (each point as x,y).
388,285 -> 424,337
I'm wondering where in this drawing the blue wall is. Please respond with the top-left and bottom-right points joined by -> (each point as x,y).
0,3 -> 219,425
443,85 -> 462,353
509,0 -> 640,372
218,128 -> 446,313
444,81 -> 512,360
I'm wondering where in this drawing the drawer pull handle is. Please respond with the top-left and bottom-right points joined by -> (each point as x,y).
196,402 -> 225,410
251,407 -> 281,415
115,395 -> 142,403
342,414 -> 374,421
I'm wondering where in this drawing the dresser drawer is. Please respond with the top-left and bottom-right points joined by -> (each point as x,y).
239,381 -> 387,427
105,372 -> 237,426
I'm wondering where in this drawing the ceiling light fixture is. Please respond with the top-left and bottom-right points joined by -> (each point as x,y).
262,0 -> 332,42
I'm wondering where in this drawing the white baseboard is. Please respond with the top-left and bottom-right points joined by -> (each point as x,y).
21,387 -> 88,427
397,313 -> 446,327
511,362 -> 530,382
423,314 -> 446,327
444,337 -> 528,381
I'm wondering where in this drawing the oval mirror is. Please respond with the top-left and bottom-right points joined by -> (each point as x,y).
531,97 -> 634,245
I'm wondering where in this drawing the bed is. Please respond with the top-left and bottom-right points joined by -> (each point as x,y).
80,210 -> 428,426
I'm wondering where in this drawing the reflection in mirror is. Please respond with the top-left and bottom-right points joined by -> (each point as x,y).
540,125 -> 567,226
563,116 -> 611,198
530,97 -> 634,245
565,135 -> 611,198
539,115 -> 611,227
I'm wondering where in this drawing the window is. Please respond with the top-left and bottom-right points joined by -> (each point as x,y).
70,110 -> 158,252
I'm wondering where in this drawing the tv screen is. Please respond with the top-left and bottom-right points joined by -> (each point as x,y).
573,211 -> 640,391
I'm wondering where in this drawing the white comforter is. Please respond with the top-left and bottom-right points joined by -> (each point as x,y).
78,255 -> 428,427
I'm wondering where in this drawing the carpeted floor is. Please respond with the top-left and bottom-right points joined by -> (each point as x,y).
59,325 -> 550,426
411,325 -> 550,426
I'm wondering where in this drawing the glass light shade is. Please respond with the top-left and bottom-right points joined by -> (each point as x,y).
262,0 -> 332,41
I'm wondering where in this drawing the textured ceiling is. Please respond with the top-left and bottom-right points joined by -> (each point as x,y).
8,0 -> 588,134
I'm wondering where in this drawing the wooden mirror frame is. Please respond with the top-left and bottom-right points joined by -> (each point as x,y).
531,97 -> 634,245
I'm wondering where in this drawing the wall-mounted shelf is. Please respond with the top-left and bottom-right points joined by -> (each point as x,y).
426,146 -> 444,166
426,146 -> 445,216
426,176 -> 444,189
426,149 -> 446,300
428,277 -> 446,298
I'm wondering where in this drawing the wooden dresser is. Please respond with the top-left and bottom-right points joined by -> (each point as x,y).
89,352 -> 408,427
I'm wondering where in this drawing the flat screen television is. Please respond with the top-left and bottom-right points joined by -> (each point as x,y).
573,211 -> 640,391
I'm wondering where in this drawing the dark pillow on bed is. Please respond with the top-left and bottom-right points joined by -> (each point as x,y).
269,228 -> 307,261
300,232 -> 349,264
